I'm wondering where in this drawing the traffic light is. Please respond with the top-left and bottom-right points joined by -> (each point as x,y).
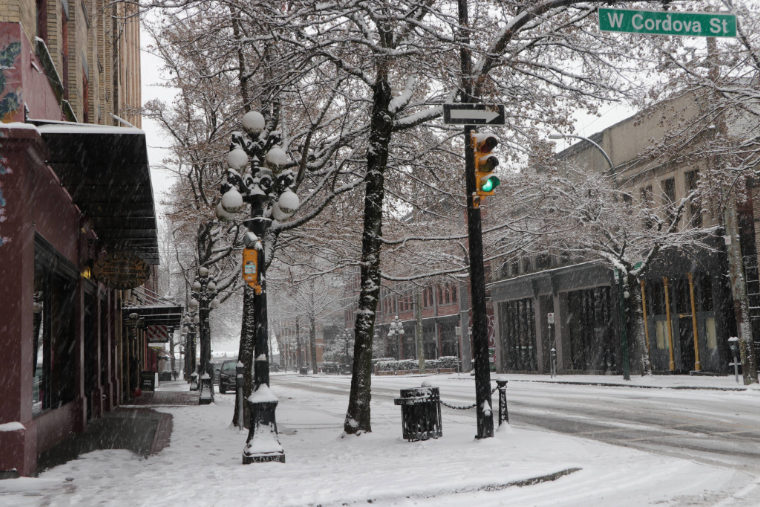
471,132 -> 500,199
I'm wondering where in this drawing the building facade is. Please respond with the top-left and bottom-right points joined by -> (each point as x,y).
491,96 -> 758,377
0,0 -> 164,477
341,268 -> 491,370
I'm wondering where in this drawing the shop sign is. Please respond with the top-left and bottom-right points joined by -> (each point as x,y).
147,325 -> 169,343
92,252 -> 151,289
140,371 -> 155,392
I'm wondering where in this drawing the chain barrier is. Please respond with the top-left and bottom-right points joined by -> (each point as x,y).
440,386 -> 499,410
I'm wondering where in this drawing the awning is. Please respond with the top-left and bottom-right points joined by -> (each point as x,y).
123,304 -> 184,327
33,120 -> 159,265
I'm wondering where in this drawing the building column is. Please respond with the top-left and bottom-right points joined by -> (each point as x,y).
552,294 -> 567,373
0,129 -> 42,476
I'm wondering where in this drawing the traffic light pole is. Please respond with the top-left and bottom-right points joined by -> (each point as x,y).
464,125 -> 495,439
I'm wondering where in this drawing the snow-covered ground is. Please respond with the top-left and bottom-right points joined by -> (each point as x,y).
2,375 -> 759,507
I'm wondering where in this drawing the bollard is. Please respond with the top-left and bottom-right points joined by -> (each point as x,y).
495,378 -> 509,426
236,362 -> 245,429
189,372 -> 199,391
728,337 -> 740,384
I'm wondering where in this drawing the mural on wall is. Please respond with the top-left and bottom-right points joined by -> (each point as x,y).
0,27 -> 23,247
0,27 -> 22,123
0,146 -> 9,248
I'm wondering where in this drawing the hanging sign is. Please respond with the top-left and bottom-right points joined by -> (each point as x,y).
147,325 -> 169,343
92,252 -> 151,290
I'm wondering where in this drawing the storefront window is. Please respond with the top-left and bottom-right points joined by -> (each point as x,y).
655,320 -> 669,349
32,267 -> 48,415
705,317 -> 717,349
33,237 -> 78,415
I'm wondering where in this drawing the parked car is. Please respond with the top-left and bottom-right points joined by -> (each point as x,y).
211,360 -> 226,384
321,362 -> 339,374
219,360 -> 238,394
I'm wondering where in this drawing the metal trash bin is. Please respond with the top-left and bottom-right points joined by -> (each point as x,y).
394,384 -> 442,441
299,366 -> 308,375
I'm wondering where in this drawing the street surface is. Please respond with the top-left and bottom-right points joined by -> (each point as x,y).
274,373 -> 760,474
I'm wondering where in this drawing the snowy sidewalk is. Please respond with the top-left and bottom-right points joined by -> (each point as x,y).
1,377 -> 758,506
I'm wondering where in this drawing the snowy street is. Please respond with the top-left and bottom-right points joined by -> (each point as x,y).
2,374 -> 760,507
278,373 -> 760,473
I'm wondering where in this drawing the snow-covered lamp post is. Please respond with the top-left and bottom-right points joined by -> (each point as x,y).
218,110 -> 299,463
192,267 -> 221,404
388,316 -> 404,360
183,311 -> 199,390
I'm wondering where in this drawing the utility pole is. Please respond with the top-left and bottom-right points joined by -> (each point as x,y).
456,0 -> 494,439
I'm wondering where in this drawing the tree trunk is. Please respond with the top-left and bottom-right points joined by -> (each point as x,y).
310,315 -> 318,374
344,75 -> 393,435
233,285 -> 256,428
628,275 -> 652,376
296,317 -> 302,369
725,194 -> 759,384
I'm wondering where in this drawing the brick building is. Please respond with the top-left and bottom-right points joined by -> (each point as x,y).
0,0 -> 172,477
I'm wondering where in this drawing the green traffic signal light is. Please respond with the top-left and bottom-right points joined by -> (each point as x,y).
481,176 -> 500,192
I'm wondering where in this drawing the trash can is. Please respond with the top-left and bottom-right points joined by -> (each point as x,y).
393,383 -> 442,441
299,366 -> 308,375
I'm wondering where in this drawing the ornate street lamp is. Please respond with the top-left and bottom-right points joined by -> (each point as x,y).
218,110 -> 299,464
184,311 -> 199,390
191,267 -> 221,404
388,316 -> 404,360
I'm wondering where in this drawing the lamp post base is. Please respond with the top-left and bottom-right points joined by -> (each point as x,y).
199,374 -> 214,405
242,393 -> 285,464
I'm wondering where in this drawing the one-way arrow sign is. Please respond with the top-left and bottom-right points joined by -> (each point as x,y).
443,104 -> 505,125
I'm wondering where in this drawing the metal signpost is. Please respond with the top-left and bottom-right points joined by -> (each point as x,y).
547,313 -> 556,378
444,104 -> 505,439
599,8 -> 737,38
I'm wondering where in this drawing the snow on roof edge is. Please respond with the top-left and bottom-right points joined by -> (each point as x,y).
36,123 -> 145,135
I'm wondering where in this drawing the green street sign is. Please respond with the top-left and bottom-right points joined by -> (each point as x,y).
599,8 -> 737,38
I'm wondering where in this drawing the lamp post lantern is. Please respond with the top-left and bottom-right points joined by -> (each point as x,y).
219,110 -> 298,464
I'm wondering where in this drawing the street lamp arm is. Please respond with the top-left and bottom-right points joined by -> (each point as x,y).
558,134 -> 613,171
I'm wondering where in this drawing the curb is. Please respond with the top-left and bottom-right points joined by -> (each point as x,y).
350,467 -> 582,505
444,375 -> 749,391
508,379 -> 748,392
